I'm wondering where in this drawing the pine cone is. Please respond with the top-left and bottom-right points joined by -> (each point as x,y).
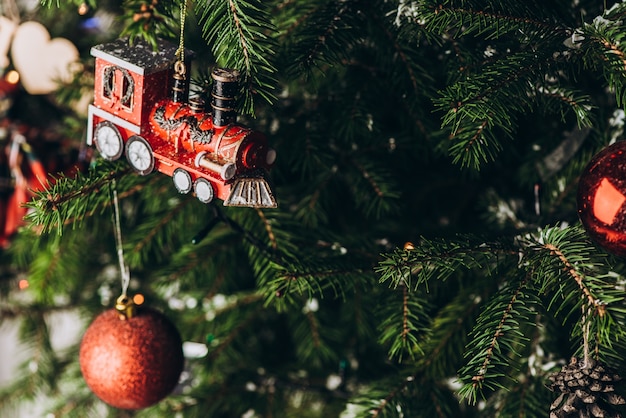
549,357 -> 626,418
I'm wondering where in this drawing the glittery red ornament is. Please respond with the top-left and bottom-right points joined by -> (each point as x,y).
79,304 -> 184,410
578,141 -> 626,257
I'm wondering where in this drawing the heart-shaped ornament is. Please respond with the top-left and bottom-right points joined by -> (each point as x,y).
11,21 -> 79,95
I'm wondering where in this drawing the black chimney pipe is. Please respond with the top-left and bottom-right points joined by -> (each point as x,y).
211,68 -> 240,127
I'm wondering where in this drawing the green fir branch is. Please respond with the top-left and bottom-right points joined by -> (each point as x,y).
347,375 -> 461,418
288,303 -> 339,367
580,3 -> 626,108
434,50 -> 554,169
196,0 -> 277,115
522,226 -> 626,361
415,286 -> 484,378
482,373 -> 554,417
120,0 -> 178,47
414,0 -> 570,40
25,160 -> 137,235
344,157 -> 401,219
376,237 -> 516,291
266,255 -> 373,308
283,0 -> 360,77
124,197 -> 193,269
522,226 -> 614,318
535,86 -> 595,128
377,284 -> 430,362
457,274 -> 538,404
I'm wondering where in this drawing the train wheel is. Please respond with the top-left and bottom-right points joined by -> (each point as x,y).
94,121 -> 124,161
193,178 -> 214,203
173,169 -> 192,194
125,135 -> 155,176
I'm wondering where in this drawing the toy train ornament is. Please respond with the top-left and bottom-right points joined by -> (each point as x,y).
86,38 -> 277,208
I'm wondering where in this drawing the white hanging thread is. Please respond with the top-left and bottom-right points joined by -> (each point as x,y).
581,305 -> 591,369
111,180 -> 131,296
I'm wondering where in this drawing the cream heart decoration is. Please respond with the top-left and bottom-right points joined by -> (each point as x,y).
10,21 -> 79,95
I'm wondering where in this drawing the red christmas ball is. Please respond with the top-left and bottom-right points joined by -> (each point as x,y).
79,305 -> 184,410
578,140 -> 626,256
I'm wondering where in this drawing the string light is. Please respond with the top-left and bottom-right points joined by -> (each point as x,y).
133,293 -> 145,305
5,70 -> 19,84
77,3 -> 89,15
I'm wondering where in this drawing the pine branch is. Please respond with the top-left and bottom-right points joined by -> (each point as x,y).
415,0 -> 570,40
457,274 -> 537,404
25,160 -> 137,235
11,229 -> 103,306
282,0 -> 361,77
125,196 -> 193,269
523,226 -> 626,364
376,236 -> 517,290
580,3 -> 626,107
207,305 -> 263,362
0,312 -> 68,411
544,242 -> 598,310
482,312 -> 554,417
415,286 -> 483,378
368,378 -> 413,418
535,86 -> 595,128
196,0 -> 277,114
435,50 -> 570,169
483,374 -> 553,417
343,157 -> 401,219
266,255 -> 373,307
377,284 -> 430,362
523,226 -> 619,320
348,375 -> 462,418
120,0 -> 178,47
288,302 -> 338,367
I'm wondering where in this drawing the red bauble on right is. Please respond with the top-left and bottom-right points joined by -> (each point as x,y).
578,140 -> 626,257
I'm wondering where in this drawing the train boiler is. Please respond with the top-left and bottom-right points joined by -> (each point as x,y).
86,38 -> 277,208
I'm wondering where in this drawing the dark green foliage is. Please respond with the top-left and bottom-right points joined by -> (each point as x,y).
4,0 -> 626,417
196,0 -> 277,114
121,0 -> 178,47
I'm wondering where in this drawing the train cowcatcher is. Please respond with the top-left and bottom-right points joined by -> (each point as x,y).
86,37 -> 277,208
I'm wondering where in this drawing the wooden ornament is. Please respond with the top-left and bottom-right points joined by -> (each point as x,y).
10,21 -> 79,95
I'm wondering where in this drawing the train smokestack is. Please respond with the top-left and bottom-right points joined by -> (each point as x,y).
211,68 -> 240,127
171,61 -> 189,103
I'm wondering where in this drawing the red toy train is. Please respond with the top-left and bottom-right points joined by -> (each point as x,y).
86,38 -> 277,208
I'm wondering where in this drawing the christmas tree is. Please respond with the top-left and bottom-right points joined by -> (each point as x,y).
2,0 -> 626,416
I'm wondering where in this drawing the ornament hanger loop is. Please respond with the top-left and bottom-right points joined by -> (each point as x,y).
115,294 -> 135,319
174,60 -> 186,76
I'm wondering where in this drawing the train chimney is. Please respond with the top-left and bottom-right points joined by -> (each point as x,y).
171,61 -> 189,103
211,68 -> 240,127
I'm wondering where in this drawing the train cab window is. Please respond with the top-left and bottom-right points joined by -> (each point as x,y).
103,67 -> 115,100
121,74 -> 133,110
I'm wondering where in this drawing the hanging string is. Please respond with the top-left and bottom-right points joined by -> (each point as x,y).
111,179 -> 131,296
175,0 -> 188,63
581,304 -> 591,369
